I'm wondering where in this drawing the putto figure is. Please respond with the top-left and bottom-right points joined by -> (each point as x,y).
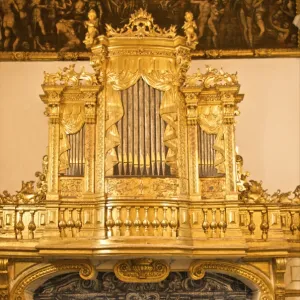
83,9 -> 100,48
182,11 -> 198,49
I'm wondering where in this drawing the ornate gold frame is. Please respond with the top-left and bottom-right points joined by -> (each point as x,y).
1,47 -> 300,62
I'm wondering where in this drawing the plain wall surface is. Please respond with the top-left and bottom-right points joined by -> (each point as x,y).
0,59 -> 299,193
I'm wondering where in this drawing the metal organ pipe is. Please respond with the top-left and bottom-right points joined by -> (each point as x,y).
198,126 -> 223,178
114,78 -> 170,176
65,125 -> 85,176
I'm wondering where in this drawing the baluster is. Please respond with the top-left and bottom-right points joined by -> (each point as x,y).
260,210 -> 269,240
66,208 -> 75,238
134,207 -> 141,235
210,209 -> 217,238
169,207 -> 177,238
16,210 -> 25,240
290,211 -> 297,235
161,207 -> 169,237
142,207 -> 150,236
248,210 -> 255,236
124,207 -> 132,236
28,210 -> 36,239
58,208 -> 67,238
115,206 -> 123,236
218,208 -> 227,238
202,209 -> 210,235
152,207 -> 160,236
74,208 -> 82,236
106,206 -> 115,238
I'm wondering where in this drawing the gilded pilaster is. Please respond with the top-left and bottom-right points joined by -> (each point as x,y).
91,41 -> 108,238
81,86 -> 101,196
0,259 -> 9,299
183,91 -> 200,197
41,86 -> 64,200
220,90 -> 238,197
274,258 -> 287,300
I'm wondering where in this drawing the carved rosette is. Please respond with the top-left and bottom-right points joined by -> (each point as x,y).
114,259 -> 170,283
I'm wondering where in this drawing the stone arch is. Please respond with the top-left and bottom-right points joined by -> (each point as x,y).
11,261 -> 96,300
189,260 -> 274,300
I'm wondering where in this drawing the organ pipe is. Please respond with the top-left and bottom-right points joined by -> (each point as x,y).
198,126 -> 223,178
64,125 -> 85,176
114,78 -> 170,176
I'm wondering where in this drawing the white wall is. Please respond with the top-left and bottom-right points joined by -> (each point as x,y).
0,59 -> 299,193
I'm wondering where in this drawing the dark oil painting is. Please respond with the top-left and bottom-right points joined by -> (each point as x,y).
0,0 -> 298,53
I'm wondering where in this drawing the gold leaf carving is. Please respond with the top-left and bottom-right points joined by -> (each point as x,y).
201,178 -> 225,199
59,178 -> 83,198
106,178 -> 179,198
114,259 -> 169,283
106,9 -> 176,38
189,260 -> 274,300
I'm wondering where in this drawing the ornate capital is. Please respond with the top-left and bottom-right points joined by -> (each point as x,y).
114,259 -> 170,283
80,86 -> 101,124
182,91 -> 199,125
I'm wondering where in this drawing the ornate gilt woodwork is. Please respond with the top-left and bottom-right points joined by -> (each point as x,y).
0,9 -> 299,300
114,259 -> 170,283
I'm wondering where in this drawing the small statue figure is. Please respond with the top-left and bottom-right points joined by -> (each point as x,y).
182,11 -> 198,49
83,9 -> 100,49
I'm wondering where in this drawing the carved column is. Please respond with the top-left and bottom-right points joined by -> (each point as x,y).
220,88 -> 239,197
41,86 -> 64,237
41,86 -> 64,200
91,39 -> 108,238
81,86 -> 101,197
274,257 -> 287,300
183,90 -> 200,197
219,87 -> 243,237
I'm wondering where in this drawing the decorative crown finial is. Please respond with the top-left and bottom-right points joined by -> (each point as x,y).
105,9 -> 177,38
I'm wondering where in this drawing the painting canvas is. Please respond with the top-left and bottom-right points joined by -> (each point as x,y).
0,0 -> 298,59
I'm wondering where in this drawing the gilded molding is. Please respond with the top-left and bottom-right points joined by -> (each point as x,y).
1,49 -> 300,62
189,260 -> 274,300
114,259 -> 169,283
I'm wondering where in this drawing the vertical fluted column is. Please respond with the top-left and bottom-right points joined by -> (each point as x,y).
184,91 -> 200,197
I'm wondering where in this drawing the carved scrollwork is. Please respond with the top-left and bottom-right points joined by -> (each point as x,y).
189,260 -> 274,300
12,261 -> 96,299
184,66 -> 239,88
105,9 -> 176,38
0,159 -> 48,205
114,259 -> 170,283
44,64 -> 98,86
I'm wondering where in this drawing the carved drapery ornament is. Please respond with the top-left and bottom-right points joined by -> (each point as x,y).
105,56 -> 181,175
114,259 -> 170,283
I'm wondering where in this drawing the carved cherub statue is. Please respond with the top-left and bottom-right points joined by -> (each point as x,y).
182,11 -> 198,49
84,9 -> 100,49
